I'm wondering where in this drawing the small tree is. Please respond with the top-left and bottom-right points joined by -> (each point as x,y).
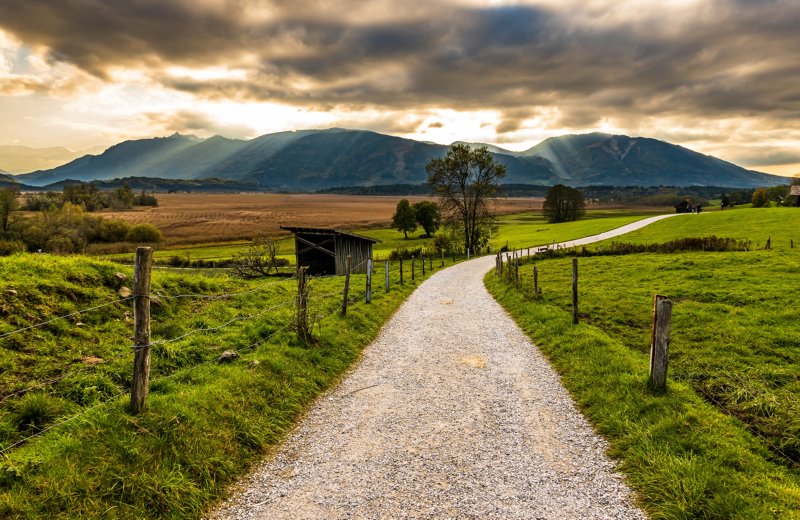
392,199 -> 417,239
231,236 -> 283,278
413,201 -> 440,237
720,194 -> 733,210
751,188 -> 768,208
0,187 -> 19,235
543,184 -> 586,223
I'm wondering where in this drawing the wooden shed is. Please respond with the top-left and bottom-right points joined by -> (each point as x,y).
280,226 -> 379,275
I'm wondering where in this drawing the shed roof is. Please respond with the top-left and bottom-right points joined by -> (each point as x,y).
280,226 -> 380,243
791,185 -> 800,196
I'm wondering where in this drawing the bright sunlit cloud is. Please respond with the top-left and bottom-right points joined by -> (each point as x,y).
0,1 -> 799,175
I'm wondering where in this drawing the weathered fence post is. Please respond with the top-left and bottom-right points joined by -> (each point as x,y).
422,256 -> 426,276
533,265 -> 540,297
649,295 -> 673,390
366,258 -> 372,303
341,255 -> 351,316
514,257 -> 519,285
498,254 -> 503,277
572,258 -> 579,325
385,261 -> 389,293
766,236 -> 771,250
399,257 -> 404,285
295,266 -> 310,341
130,246 -> 153,414
411,255 -> 415,282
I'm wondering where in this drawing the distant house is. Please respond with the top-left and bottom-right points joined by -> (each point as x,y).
675,200 -> 702,214
280,226 -> 379,276
791,185 -> 800,206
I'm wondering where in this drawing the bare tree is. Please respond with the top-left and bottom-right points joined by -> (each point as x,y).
426,144 -> 506,252
231,236 -> 282,278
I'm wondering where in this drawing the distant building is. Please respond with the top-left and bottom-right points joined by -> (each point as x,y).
281,226 -> 379,276
791,185 -> 800,206
675,200 -> 702,214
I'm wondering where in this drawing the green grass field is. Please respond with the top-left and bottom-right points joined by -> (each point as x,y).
0,252 -> 453,518
486,207 -> 800,518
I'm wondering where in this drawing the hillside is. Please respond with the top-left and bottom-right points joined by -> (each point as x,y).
523,133 -> 780,187
13,129 -> 788,189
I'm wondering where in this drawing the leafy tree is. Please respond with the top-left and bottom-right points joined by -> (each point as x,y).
426,144 -> 506,252
751,188 -> 768,208
125,223 -> 162,243
413,201 -> 440,237
543,184 -> 586,223
0,187 -> 19,234
392,199 -> 417,239
720,194 -> 733,210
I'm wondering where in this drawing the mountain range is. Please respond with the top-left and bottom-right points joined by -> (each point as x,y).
6,129 -> 788,189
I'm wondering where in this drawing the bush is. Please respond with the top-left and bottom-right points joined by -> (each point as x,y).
389,246 -> 424,260
125,223 -> 162,243
96,219 -> 131,243
0,239 -> 25,256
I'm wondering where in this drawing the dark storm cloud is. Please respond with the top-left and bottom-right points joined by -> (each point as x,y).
2,0 -> 800,133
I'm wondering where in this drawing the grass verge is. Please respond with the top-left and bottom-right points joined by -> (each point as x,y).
0,252 -> 451,518
485,210 -> 800,518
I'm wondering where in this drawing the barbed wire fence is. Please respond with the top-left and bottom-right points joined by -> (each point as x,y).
0,245 -> 468,456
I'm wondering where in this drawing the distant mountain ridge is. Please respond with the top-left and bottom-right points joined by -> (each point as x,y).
13,129 -> 788,189
0,144 -> 103,174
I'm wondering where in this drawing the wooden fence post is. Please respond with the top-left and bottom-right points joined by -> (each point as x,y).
366,258 -> 372,303
295,266 -> 310,341
341,255 -> 351,316
130,246 -> 153,414
572,258 -> 579,325
515,257 -> 519,285
649,295 -> 673,390
422,256 -> 426,276
411,255 -> 415,282
399,257 -> 404,285
385,261 -> 389,293
533,265 -> 540,297
766,236 -> 771,250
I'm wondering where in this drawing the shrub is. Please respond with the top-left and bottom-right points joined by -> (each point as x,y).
125,223 -> 162,243
96,218 -> 131,243
389,246 -> 424,260
0,239 -> 25,256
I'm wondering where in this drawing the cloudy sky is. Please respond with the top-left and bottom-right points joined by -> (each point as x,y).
0,0 -> 798,175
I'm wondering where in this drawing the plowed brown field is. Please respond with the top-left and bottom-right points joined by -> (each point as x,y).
106,193 -> 543,245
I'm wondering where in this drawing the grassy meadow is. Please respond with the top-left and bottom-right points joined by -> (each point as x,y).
486,207 -> 800,518
0,252 -> 456,518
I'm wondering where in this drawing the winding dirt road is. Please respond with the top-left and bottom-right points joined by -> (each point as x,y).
210,214 -> 679,519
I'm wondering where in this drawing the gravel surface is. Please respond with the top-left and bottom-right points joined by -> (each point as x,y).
209,215 -> 680,520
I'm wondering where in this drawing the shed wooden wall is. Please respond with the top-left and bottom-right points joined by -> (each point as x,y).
335,235 -> 373,274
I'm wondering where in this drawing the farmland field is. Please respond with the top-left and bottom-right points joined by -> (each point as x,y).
104,193 -> 545,245
101,192 -> 665,264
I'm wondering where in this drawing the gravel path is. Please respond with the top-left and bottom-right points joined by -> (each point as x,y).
210,214 -> 680,520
